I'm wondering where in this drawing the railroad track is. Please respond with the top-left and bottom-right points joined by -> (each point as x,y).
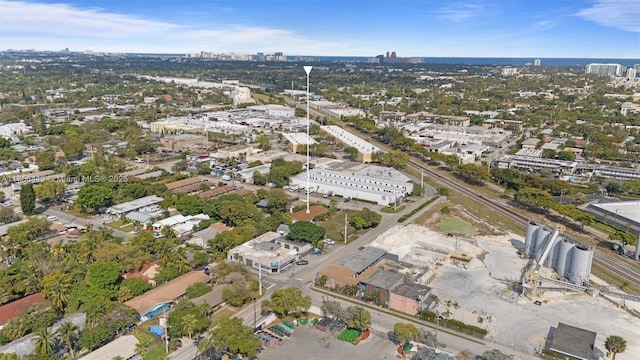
407,159 -> 640,288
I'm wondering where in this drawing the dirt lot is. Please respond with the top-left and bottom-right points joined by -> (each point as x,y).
258,324 -> 397,360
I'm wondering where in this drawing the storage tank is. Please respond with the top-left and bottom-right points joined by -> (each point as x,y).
524,222 -> 538,257
533,228 -> 550,259
568,246 -> 593,285
555,239 -> 574,279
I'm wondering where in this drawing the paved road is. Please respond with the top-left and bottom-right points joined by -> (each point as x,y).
39,205 -> 134,239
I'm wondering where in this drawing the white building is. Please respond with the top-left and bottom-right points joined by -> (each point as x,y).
0,122 -> 29,141
290,168 -> 413,206
501,67 -> 519,76
105,195 -> 164,216
626,68 -> 637,79
281,132 -> 317,153
585,63 -> 625,76
321,125 -> 383,163
227,231 -> 303,273
152,213 -> 210,235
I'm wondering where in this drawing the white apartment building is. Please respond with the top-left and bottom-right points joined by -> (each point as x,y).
585,63 -> 625,77
0,122 -> 29,141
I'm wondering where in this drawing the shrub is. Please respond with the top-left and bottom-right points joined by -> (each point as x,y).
186,282 -> 212,299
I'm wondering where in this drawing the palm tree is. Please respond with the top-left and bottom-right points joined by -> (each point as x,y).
135,341 -> 149,356
182,313 -> 199,339
605,335 -> 627,360
45,282 -> 72,311
57,321 -> 79,359
34,327 -> 55,356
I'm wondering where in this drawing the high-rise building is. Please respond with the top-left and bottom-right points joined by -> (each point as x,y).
585,63 -> 625,76
634,64 -> 640,73
534,58 -> 541,66
390,51 -> 397,64
627,68 -> 637,79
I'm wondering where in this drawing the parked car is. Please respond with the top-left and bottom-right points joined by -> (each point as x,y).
323,239 -> 335,245
47,215 -> 58,221
296,260 -> 309,265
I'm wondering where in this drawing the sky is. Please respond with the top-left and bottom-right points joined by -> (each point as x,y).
0,0 -> 639,58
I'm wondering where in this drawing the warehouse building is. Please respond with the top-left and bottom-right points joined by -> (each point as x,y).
290,168 -> 413,206
321,125 -> 383,163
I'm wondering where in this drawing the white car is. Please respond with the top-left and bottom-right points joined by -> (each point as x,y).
323,239 -> 335,245
47,215 -> 58,221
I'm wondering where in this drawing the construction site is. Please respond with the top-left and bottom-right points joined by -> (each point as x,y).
368,214 -> 640,358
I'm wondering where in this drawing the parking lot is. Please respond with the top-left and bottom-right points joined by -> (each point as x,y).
258,324 -> 397,360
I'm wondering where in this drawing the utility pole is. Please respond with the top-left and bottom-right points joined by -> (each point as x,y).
344,212 -> 348,244
421,169 -> 424,195
304,66 -> 313,214
258,259 -> 262,296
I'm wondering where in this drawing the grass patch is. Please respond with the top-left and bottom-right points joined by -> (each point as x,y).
591,263 -> 640,296
318,210 -> 364,244
380,205 -> 406,213
144,346 -> 168,360
107,218 -> 134,231
211,307 -> 237,326
438,216 -> 479,236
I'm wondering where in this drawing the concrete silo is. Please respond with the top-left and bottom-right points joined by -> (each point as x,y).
533,228 -> 550,259
524,222 -> 538,257
567,246 -> 593,285
554,239 -> 574,279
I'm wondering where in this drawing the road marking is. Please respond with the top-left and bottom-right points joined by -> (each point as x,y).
267,284 -> 275,289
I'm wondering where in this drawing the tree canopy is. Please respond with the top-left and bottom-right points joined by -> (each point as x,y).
261,287 -> 311,318
209,317 -> 261,358
287,221 -> 325,243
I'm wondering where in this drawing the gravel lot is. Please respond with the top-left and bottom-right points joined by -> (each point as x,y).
429,235 -> 640,360
258,324 -> 397,360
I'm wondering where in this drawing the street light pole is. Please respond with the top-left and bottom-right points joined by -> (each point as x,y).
304,65 -> 313,214
253,297 -> 257,329
434,312 -> 441,350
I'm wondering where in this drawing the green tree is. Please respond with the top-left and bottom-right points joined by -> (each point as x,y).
0,207 -> 16,224
86,261 -> 123,300
62,137 -> 85,160
287,221 -> 325,243
41,270 -> 73,311
167,302 -> 211,339
266,188 -> 289,213
394,322 -> 419,345
0,354 -> 20,360
76,184 -> 115,213
605,335 -> 627,360
344,146 -> 358,160
482,349 -> 511,360
181,313 -> 199,339
57,321 -> 79,359
261,287 -> 311,318
350,208 -> 382,229
257,134 -> 270,151
209,317 -> 262,358
35,181 -> 66,202
252,171 -> 267,185
515,187 -> 554,210
175,195 -> 204,215
346,306 -> 371,331
20,183 -> 36,215
34,327 -> 55,356
186,282 -> 211,299
35,150 -> 56,171
6,217 -> 51,244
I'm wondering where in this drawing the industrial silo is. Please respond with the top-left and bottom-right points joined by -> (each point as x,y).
524,222 -> 538,257
533,228 -> 550,259
568,246 -> 593,285
554,239 -> 574,279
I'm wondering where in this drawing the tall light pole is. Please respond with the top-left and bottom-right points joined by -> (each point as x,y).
304,65 -> 313,214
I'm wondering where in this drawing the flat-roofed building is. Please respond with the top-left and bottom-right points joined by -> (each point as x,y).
213,144 -> 254,160
105,195 -> 164,216
321,125 -> 383,163
160,134 -> 208,152
281,133 -> 317,153
227,231 -> 298,273
79,335 -> 138,360
290,168 -> 413,206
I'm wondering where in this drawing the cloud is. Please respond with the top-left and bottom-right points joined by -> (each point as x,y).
534,20 -> 553,30
577,0 -> 640,32
0,0 -> 351,54
435,2 -> 484,22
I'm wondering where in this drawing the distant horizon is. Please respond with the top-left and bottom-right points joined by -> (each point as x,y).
0,1 -> 638,58
2,49 -> 640,62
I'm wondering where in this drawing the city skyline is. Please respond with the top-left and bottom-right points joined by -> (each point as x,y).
0,0 -> 639,58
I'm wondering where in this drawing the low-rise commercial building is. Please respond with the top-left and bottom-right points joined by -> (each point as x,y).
281,133 -> 317,153
321,125 -> 383,163
290,168 -> 413,206
213,144 -> 255,160
165,177 -> 212,194
105,195 -> 164,217
160,134 -> 209,152
227,231 -> 299,273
